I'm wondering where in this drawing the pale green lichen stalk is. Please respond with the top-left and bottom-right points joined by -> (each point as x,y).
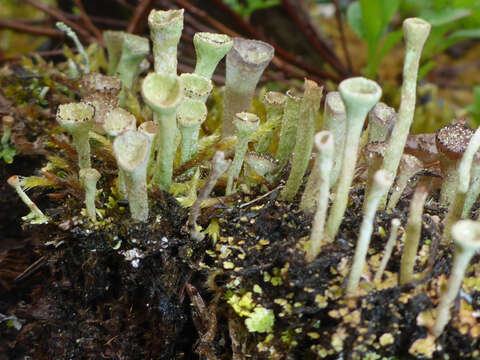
304,131 -> 334,263
103,30 -> 125,76
177,98 -> 208,164
103,107 -> 137,199
374,218 -> 401,283
381,18 -> 431,186
148,9 -> 184,74
399,184 -> 428,285
281,79 -> 323,202
432,220 -> 480,337
275,89 -> 302,167
193,32 -> 233,80
222,38 -> 274,137
113,130 -> 152,221
187,151 -> 231,241
116,33 -> 150,105
56,22 -> 90,74
226,112 -> 260,195
8,175 -> 48,224
462,160 -> 480,218
386,154 -> 423,211
256,91 -> 286,154
1,115 -> 14,146
442,124 -> 480,245
141,72 -> 183,190
367,102 -> 396,143
346,169 -> 393,297
56,102 -> 95,169
79,168 -> 101,222
138,121 -> 158,179
325,77 -> 382,241
321,91 -> 346,187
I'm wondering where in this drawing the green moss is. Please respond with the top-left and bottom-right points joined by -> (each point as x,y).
245,306 -> 275,333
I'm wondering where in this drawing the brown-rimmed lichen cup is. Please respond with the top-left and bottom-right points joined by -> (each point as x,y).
56,102 -> 95,169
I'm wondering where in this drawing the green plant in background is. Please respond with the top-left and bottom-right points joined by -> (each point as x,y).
222,0 -> 280,18
347,0 -> 402,78
348,0 -> 480,79
0,115 -> 16,164
466,86 -> 480,124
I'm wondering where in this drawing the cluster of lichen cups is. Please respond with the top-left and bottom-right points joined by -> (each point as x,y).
6,9 -> 480,353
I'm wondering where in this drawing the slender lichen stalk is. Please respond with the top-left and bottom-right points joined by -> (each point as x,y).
141,72 -> 183,190
148,9 -> 184,74
304,131 -> 334,263
113,130 -> 152,221
321,91 -> 346,187
138,121 -> 158,181
7,175 -> 48,224
79,168 -> 101,222
222,38 -> 274,137
399,184 -> 429,285
325,77 -> 382,241
56,102 -> 95,169
442,125 -> 480,244
374,218 -> 401,283
386,154 -> 423,211
117,34 -> 150,106
1,115 -> 14,145
187,151 -> 231,241
256,91 -> 286,154
104,107 -> 137,199
275,89 -> 302,167
56,22 -> 89,74
381,18 -> 431,185
346,169 -> 393,297
226,112 -> 259,195
178,98 -> 208,164
103,30 -> 125,76
281,79 -> 323,201
462,160 -> 480,218
432,220 -> 480,337
367,102 -> 396,143
193,32 -> 233,79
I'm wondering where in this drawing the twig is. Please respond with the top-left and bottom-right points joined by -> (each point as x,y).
24,0 -> 94,42
0,49 -> 75,63
73,0 -> 103,43
126,0 -> 155,34
64,14 -> 128,28
239,185 -> 283,208
332,0 -> 353,74
282,0 -> 347,77
0,19 -> 62,37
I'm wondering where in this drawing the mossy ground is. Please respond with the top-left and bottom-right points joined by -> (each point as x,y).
2,154 -> 480,359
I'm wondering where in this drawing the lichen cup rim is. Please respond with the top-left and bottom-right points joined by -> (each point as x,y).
141,73 -> 184,113
113,130 -> 150,172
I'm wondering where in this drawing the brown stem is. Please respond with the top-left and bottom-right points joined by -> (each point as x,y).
0,49 -> 76,63
333,0 -> 353,74
0,19 -> 62,37
24,0 -> 94,42
73,0 -> 103,43
126,0 -> 155,34
282,0 -> 347,77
